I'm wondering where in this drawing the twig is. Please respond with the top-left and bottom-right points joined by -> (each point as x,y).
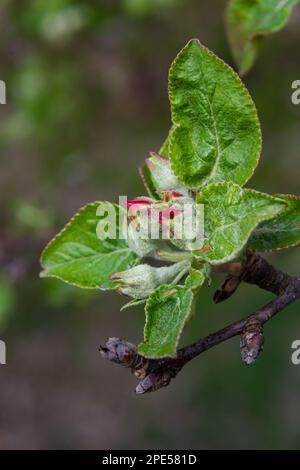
176,278 -> 300,364
100,253 -> 300,394
214,251 -> 292,302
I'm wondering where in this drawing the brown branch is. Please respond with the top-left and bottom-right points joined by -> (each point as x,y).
214,251 -> 292,302
177,279 -> 300,364
100,253 -> 300,394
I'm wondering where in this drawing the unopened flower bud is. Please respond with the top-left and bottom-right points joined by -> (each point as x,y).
126,217 -> 156,257
111,261 -> 189,299
126,197 -> 154,211
123,197 -> 156,257
100,337 -> 149,377
162,191 -> 184,202
164,196 -> 203,252
99,338 -> 137,367
135,371 -> 173,394
158,206 -> 183,223
145,152 -> 189,197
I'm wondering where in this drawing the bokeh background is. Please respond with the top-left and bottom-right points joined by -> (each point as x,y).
0,0 -> 300,450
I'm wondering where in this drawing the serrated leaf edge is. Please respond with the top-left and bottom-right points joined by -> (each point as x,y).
168,38 -> 262,189
249,193 -> 300,253
226,0 -> 300,75
138,164 -> 160,200
195,182 -> 287,265
138,284 -> 195,359
40,201 -> 140,289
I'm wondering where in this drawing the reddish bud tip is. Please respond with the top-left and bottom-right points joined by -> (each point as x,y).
162,191 -> 183,202
159,207 -> 183,223
127,197 -> 153,209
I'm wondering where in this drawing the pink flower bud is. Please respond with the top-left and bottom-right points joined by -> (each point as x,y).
162,191 -> 184,202
158,207 -> 183,223
145,152 -> 168,169
144,152 -> 189,197
127,197 -> 153,209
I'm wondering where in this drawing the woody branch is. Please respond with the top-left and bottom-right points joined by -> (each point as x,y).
100,252 -> 300,394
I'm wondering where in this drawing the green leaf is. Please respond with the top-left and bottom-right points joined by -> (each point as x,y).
195,182 -> 286,265
139,163 -> 160,199
138,284 -> 196,358
227,0 -> 300,75
159,130 -> 172,157
248,194 -> 300,252
168,39 -> 262,189
185,268 -> 206,291
40,202 -> 140,289
120,298 -> 146,311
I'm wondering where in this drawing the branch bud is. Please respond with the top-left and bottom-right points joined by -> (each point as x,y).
240,316 -> 264,365
99,338 -> 137,367
100,337 -> 150,380
135,370 -> 174,394
214,275 -> 242,303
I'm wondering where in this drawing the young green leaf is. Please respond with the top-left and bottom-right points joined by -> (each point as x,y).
139,163 -> 160,200
227,0 -> 300,75
185,268 -> 206,291
159,131 -> 172,157
248,194 -> 300,252
168,39 -> 261,189
138,283 -> 201,358
195,182 -> 286,265
120,298 -> 146,311
40,202 -> 140,289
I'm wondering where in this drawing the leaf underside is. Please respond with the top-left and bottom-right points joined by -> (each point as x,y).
248,194 -> 300,252
168,39 -> 262,189
227,0 -> 300,75
40,202 -> 140,289
195,182 -> 287,265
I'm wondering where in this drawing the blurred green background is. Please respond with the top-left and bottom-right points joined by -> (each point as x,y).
0,0 -> 300,450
